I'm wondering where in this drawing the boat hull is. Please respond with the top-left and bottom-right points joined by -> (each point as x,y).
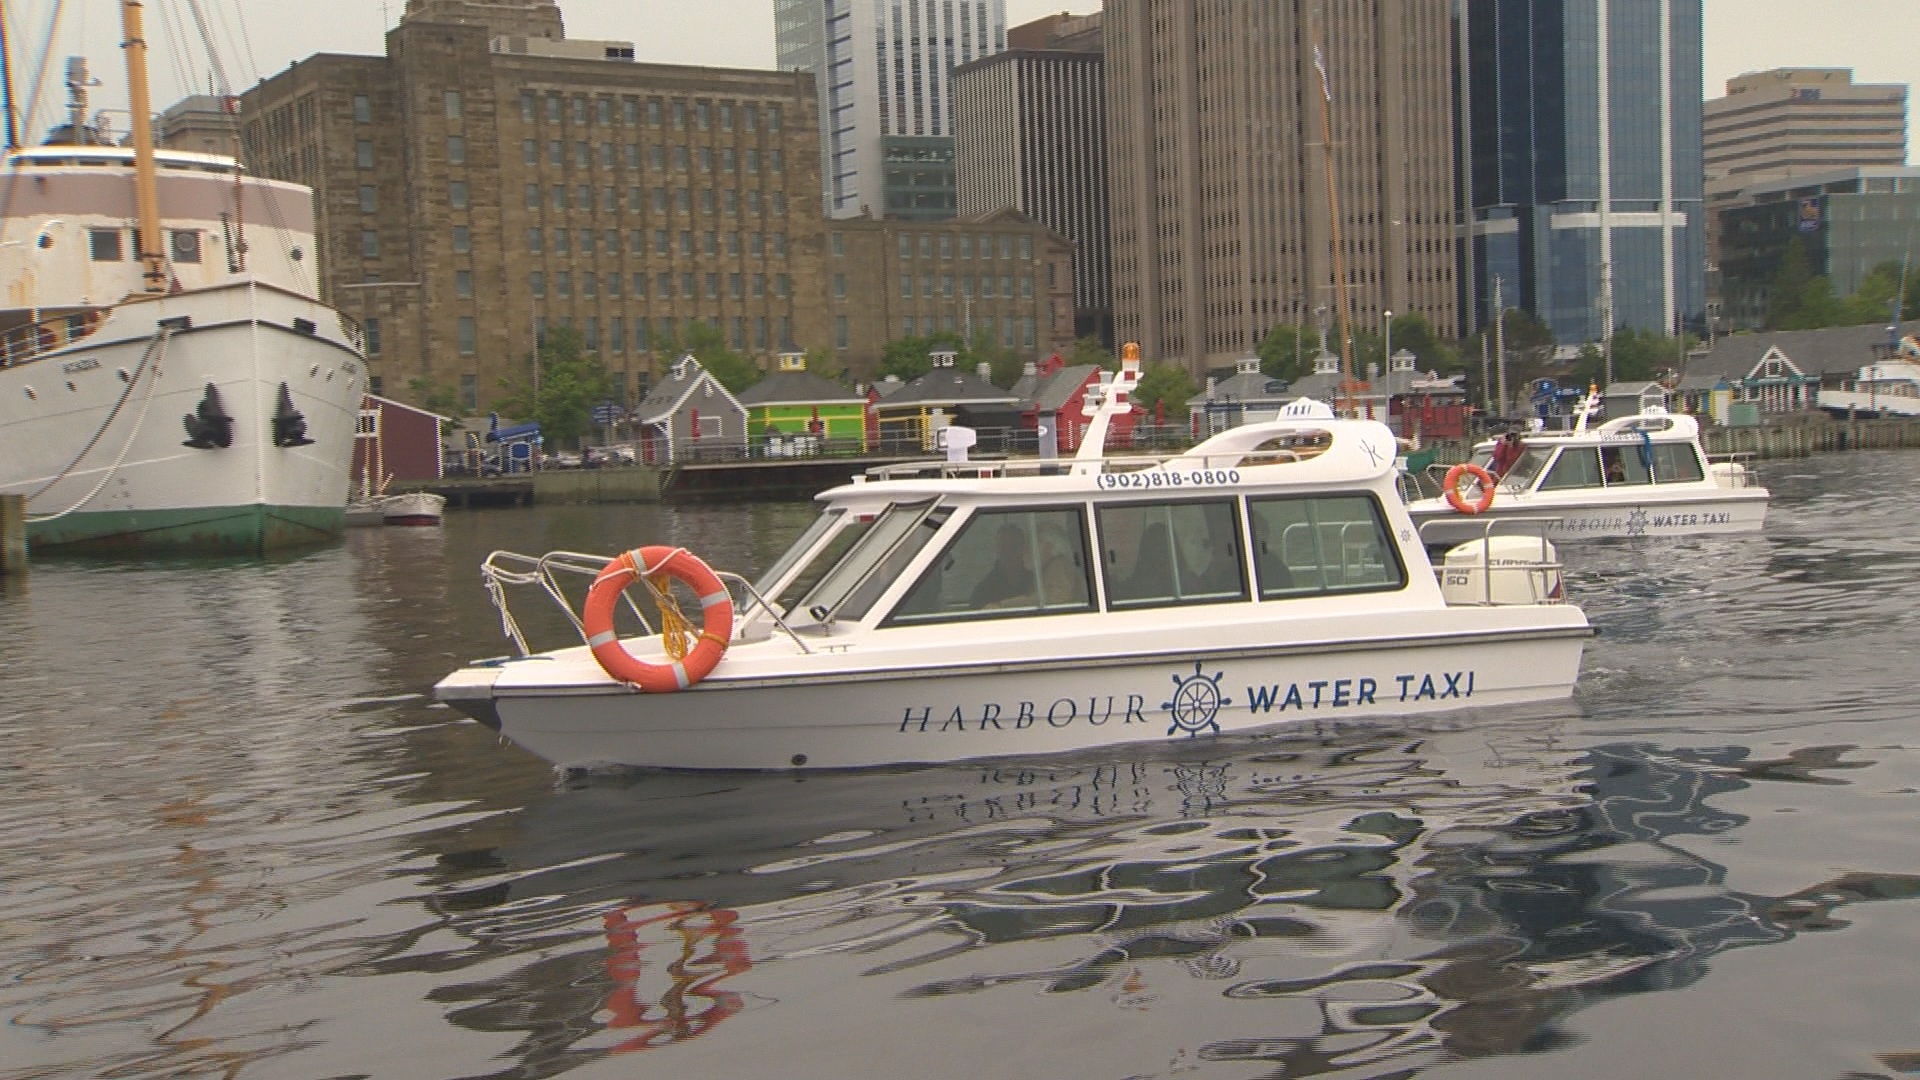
1410,489 -> 1769,546
0,285 -> 362,554
441,621 -> 1589,770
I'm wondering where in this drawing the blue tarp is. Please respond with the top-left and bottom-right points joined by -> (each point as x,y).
486,422 -> 541,443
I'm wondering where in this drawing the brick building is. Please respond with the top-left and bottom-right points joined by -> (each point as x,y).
238,0 -> 825,413
824,209 -> 1075,377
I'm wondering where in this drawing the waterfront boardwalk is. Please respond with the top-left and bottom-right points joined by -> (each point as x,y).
414,415 -> 1920,509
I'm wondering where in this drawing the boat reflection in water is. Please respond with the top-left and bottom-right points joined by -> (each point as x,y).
411,720 -> 1918,1077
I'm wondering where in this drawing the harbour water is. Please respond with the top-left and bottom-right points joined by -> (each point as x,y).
4,453 -> 1919,1079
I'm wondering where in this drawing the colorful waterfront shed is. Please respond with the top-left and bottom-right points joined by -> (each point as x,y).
870,351 -> 1020,451
736,352 -> 868,454
633,354 -> 750,464
353,394 -> 450,487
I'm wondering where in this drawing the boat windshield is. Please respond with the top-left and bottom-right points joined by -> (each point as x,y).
754,508 -> 844,599
787,500 -> 943,623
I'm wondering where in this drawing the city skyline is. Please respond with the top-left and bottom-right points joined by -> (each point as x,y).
9,0 -> 1915,156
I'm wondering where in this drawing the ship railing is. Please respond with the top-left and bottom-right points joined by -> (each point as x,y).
1417,516 -> 1569,607
0,308 -> 109,369
478,548 -> 807,658
862,447 -> 1312,482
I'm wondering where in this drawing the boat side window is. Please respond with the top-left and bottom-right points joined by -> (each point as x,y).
793,500 -> 944,623
1538,448 -> 1602,490
773,512 -> 871,616
888,507 -> 1092,624
1600,444 -> 1652,486
1650,442 -> 1704,482
1246,494 -> 1405,598
1097,499 -> 1245,610
837,509 -> 950,621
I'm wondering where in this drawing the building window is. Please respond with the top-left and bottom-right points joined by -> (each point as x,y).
460,373 -> 477,410
835,315 -> 848,348
705,272 -> 719,298
363,317 -> 381,356
525,183 -> 539,210
555,229 -> 570,255
610,317 -> 625,353
597,97 -> 612,125
527,227 -> 542,253
1019,236 -> 1033,260
449,181 -> 468,209
455,270 -> 472,298
901,274 -> 913,299
585,317 -> 600,351
579,230 -> 595,255
356,139 -> 373,168
831,232 -> 844,257
572,97 -> 587,125
170,229 -> 201,264
457,316 -> 476,355
523,139 -> 537,166
606,271 -> 620,296
546,94 -> 562,123
647,99 -> 662,126
583,272 -> 597,298
452,225 -> 470,253
520,91 -> 534,122
729,273 -> 742,298
770,149 -> 783,172
447,135 -> 465,165
772,193 -> 785,216
444,90 -> 461,119
552,185 -> 567,211
358,185 -> 376,214
775,274 -> 789,297
680,273 -> 695,298
530,270 -> 545,297
361,230 -> 378,259
556,271 -> 571,297
548,139 -> 563,166
833,273 -> 846,299
353,94 -> 371,123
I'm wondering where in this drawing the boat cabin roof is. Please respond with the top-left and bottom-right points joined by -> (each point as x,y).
6,145 -> 240,175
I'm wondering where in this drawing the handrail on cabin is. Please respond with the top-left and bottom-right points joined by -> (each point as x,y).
0,308 -> 109,369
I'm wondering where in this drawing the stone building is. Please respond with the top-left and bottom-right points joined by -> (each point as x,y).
237,0 -> 825,413
824,209 -> 1076,379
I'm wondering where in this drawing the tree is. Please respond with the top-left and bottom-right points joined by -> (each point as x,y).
966,332 -> 1025,389
1067,336 -> 1115,371
1256,323 -> 1316,384
878,331 -> 967,382
651,322 -> 763,392
1569,327 -> 1691,387
1766,237 -> 1821,330
407,376 -> 464,417
1131,362 -> 1195,419
1384,312 -> 1462,373
802,344 -> 845,382
493,325 -> 613,447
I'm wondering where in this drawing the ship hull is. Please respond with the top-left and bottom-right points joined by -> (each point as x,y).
0,283 -> 362,555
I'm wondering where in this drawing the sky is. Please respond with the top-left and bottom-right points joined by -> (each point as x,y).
10,0 -> 1915,155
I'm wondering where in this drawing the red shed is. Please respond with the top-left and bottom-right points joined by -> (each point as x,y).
353,394 -> 450,491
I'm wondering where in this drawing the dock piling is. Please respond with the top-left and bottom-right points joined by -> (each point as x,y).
0,494 -> 25,575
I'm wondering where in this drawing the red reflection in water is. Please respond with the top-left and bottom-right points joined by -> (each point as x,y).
602,901 -> 751,1053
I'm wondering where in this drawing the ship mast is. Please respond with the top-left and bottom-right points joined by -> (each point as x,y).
120,0 -> 167,294
1310,17 -> 1357,416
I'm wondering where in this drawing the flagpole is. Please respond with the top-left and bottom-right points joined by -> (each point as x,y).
1313,33 -> 1357,416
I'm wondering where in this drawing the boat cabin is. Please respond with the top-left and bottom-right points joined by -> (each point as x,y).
1469,412 -> 1712,495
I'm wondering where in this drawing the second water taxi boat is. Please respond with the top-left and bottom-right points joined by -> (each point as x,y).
435,347 -> 1592,771
1405,393 -> 1768,548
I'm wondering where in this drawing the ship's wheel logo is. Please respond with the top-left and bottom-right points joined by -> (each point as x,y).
1163,662 -> 1231,738
1626,507 -> 1650,536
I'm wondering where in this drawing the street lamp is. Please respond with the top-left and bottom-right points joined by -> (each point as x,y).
1383,310 -> 1393,375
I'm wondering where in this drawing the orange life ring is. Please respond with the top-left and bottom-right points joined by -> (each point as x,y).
1443,463 -> 1497,515
582,545 -> 733,691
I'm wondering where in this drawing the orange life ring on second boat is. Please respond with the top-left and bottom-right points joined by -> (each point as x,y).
582,545 -> 733,691
1443,463 -> 1497,515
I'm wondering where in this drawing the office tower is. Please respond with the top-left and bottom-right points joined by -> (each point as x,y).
952,12 -> 1111,345
775,0 -> 1007,220
1704,69 -> 1907,270
1105,0 -> 1459,376
237,0 -> 824,411
1462,0 -> 1707,347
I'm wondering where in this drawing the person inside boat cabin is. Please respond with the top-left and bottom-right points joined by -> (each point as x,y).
970,523 -> 1035,608
1489,430 -> 1527,479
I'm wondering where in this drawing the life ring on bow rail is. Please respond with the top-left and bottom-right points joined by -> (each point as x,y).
582,545 -> 734,691
1443,463 -> 1497,515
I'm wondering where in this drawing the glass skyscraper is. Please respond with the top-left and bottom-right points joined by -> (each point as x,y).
1462,0 -> 1706,348
775,0 -> 1006,220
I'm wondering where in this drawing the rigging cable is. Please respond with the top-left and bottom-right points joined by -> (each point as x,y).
26,326 -> 172,521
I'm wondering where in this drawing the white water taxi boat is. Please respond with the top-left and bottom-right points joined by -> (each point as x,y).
1405,394 -> 1768,548
1816,352 -> 1920,419
435,347 -> 1591,771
